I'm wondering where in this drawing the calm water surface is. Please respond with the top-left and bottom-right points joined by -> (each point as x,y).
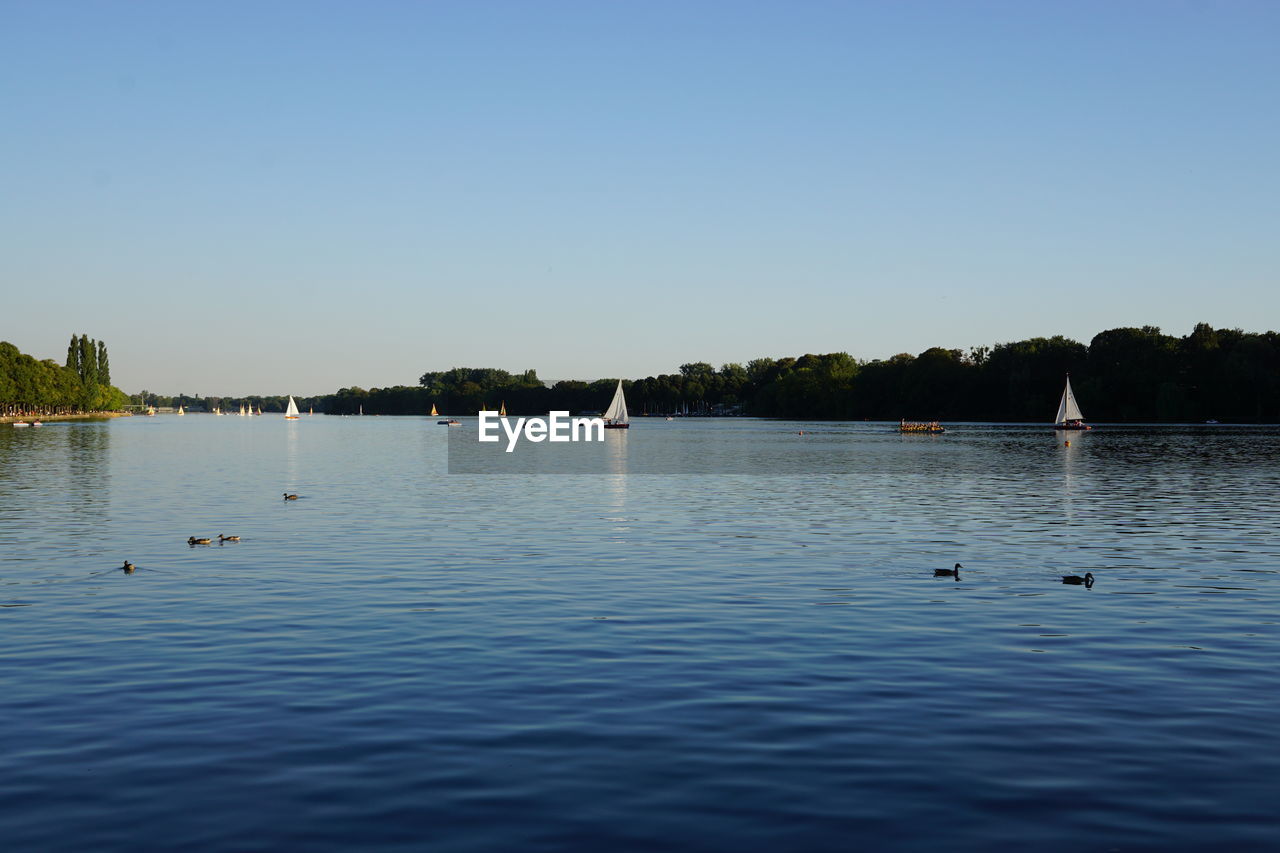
1,416 -> 1277,851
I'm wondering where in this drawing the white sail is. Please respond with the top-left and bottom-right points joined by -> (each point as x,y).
1055,376 -> 1084,424
285,396 -> 300,418
602,380 -> 629,424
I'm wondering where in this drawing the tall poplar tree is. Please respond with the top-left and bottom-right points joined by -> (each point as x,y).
66,334 -> 81,375
77,334 -> 97,386
97,340 -> 110,387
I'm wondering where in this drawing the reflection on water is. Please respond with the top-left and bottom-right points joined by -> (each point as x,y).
65,421 -> 111,510
0,422 -> 112,550
1,416 -> 1278,851
285,418 -> 300,489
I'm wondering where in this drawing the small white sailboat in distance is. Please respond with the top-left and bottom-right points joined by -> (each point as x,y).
285,396 -> 300,420
1053,374 -> 1092,430
603,380 -> 630,429
177,405 -> 184,416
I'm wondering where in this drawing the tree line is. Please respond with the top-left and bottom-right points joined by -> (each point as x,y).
316,323 -> 1280,422
1,335 -> 130,416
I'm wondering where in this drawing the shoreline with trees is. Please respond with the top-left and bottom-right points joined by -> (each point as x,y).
16,323 -> 1276,424
1,335 -> 129,421
321,323 -> 1280,423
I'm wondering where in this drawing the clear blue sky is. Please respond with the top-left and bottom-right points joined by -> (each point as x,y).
3,1 -> 1277,396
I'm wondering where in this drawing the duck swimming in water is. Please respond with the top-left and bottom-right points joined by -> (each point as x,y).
1062,572 -> 1094,587
122,561 -> 135,573
283,493 -> 298,501
218,534 -> 240,542
934,563 -> 962,579
188,536 -> 212,545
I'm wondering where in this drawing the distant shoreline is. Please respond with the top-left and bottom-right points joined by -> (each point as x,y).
1,412 -> 131,424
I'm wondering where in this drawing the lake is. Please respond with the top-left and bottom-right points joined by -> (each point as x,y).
1,416 -> 1277,851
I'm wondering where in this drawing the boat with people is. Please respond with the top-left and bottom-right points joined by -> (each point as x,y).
1053,374 -> 1092,430
438,419 -> 461,426
603,380 -> 630,429
899,419 -> 945,434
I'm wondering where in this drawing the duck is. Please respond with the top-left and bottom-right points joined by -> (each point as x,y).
122,561 -> 135,573
188,536 -> 212,545
218,534 -> 240,542
1062,572 -> 1094,587
283,493 -> 299,501
934,563 -> 962,578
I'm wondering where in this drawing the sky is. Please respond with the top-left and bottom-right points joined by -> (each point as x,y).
2,1 -> 1277,396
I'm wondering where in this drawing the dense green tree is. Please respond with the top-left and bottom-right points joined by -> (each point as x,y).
97,340 -> 111,387
77,334 -> 97,385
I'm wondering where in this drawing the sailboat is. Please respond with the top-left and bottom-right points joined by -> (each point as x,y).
499,401 -> 507,417
257,405 -> 263,416
603,380 -> 630,429
285,396 -> 300,420
1053,374 -> 1092,430
430,403 -> 438,416
177,405 -> 184,416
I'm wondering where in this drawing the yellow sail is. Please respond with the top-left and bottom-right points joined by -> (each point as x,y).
499,401 -> 507,416
430,403 -> 438,416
